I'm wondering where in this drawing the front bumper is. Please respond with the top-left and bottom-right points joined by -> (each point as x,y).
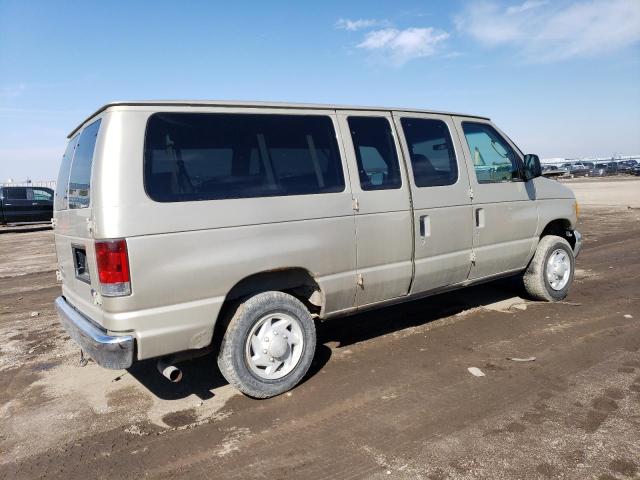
55,296 -> 134,370
572,230 -> 583,258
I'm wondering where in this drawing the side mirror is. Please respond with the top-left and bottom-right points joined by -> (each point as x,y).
523,154 -> 542,181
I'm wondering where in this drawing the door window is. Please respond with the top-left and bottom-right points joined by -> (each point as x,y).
462,122 -> 522,184
347,116 -> 401,190
400,118 -> 458,187
32,188 -> 53,201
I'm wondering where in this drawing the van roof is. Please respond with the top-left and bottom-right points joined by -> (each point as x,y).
68,100 -> 490,138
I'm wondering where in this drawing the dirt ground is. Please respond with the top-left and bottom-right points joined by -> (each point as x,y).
1,179 -> 639,480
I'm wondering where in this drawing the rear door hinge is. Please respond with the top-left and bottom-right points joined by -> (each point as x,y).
86,218 -> 95,235
468,188 -> 474,199
357,273 -> 364,288
51,217 -> 58,229
470,251 -> 477,264
352,197 -> 360,212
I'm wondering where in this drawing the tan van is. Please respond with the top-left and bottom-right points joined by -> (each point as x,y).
53,101 -> 582,398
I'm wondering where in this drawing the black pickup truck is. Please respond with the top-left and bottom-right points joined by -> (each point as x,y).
0,186 -> 54,225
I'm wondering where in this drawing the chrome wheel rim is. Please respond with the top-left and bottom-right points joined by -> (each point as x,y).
245,312 -> 304,380
546,248 -> 571,291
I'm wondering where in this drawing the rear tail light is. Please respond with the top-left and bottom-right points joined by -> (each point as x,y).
95,239 -> 131,296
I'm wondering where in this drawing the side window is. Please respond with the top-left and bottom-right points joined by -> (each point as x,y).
347,116 -> 401,190
400,118 -> 458,187
32,189 -> 53,201
462,122 -> 521,184
5,187 -> 27,200
68,119 -> 101,209
55,134 -> 79,210
144,113 -> 344,201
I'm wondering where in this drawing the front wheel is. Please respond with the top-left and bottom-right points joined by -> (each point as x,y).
217,291 -> 316,398
522,235 -> 575,302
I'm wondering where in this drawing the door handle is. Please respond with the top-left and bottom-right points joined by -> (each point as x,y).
419,215 -> 431,238
4,203 -> 11,206
475,208 -> 485,228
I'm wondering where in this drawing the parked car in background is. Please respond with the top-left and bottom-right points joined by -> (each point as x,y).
53,100 -> 582,398
565,163 -> 589,177
590,163 -> 610,177
606,162 -> 619,175
616,162 -> 633,174
0,186 -> 54,225
632,164 -> 640,176
582,161 -> 595,171
541,165 -> 565,178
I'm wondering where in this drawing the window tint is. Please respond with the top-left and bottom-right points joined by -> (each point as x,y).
347,116 -> 401,190
5,187 -> 27,200
144,113 -> 345,201
462,122 -> 521,184
55,135 -> 78,210
32,188 -> 53,201
400,118 -> 458,187
68,119 -> 101,209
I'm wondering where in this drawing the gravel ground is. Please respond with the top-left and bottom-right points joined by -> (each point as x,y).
0,179 -> 639,479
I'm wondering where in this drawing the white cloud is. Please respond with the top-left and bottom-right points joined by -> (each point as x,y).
456,0 -> 640,62
506,0 -> 548,15
0,84 -> 27,99
357,27 -> 449,65
335,18 -> 384,31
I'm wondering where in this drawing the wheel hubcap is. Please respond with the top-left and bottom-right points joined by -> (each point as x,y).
546,248 -> 571,291
245,312 -> 304,380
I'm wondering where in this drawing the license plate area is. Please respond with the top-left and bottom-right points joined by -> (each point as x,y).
72,245 -> 91,284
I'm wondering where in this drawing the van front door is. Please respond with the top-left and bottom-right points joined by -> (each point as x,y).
337,112 -> 413,307
393,113 -> 474,293
454,118 -> 538,279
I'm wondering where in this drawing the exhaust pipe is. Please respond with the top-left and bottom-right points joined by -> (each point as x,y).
156,346 -> 213,383
157,358 -> 183,383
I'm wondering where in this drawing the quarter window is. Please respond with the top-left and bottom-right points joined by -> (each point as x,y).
347,116 -> 402,190
144,113 -> 345,201
400,118 -> 458,187
462,122 -> 522,184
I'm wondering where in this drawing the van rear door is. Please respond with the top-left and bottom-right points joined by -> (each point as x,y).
53,119 -> 105,324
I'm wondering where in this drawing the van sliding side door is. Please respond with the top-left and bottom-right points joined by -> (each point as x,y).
392,112 -> 474,294
337,111 -> 413,307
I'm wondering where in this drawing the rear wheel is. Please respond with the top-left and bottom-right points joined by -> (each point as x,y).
217,291 -> 316,398
523,235 -> 575,302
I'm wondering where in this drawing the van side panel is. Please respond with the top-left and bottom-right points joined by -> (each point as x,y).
91,107 -> 357,360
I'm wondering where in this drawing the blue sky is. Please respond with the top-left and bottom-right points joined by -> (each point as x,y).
1,0 -> 639,181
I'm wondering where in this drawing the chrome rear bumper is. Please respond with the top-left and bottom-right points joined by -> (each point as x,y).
54,296 -> 134,369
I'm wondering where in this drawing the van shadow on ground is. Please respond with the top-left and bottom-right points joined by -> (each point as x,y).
127,276 -> 525,400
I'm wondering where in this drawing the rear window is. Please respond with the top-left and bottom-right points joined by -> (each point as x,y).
68,119 -> 101,209
5,187 -> 27,200
54,135 -> 78,210
144,113 -> 345,202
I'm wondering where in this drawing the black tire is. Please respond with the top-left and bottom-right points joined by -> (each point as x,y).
217,291 -> 316,398
522,235 -> 575,302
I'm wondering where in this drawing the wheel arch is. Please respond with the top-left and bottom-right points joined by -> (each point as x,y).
213,267 -> 323,342
540,218 -> 576,249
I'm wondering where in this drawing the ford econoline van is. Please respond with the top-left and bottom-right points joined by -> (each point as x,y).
53,101 -> 582,398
